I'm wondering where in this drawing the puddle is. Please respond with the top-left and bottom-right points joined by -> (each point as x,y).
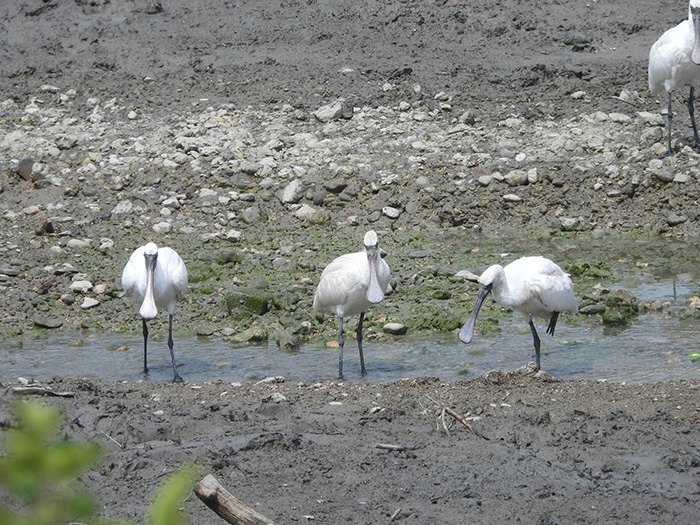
2,235 -> 700,384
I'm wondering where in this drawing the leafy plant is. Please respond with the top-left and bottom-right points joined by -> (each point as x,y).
0,401 -> 198,525
0,400 -> 101,524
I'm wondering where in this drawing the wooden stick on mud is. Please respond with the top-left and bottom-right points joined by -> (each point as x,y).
194,474 -> 276,525
443,407 -> 489,440
423,395 -> 489,440
11,386 -> 74,397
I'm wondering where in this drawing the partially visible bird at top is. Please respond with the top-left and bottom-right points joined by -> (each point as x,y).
458,256 -> 578,371
649,0 -> 700,156
313,230 -> 392,379
121,242 -> 188,382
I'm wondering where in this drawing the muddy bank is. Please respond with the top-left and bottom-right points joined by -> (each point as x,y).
2,1 -> 700,523
1,372 -> 699,523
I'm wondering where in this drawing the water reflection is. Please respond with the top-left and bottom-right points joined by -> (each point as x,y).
2,305 -> 698,385
3,234 -> 700,384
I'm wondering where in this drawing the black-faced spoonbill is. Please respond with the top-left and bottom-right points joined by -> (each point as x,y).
459,256 -> 578,370
648,0 -> 700,156
313,230 -> 391,379
121,242 -> 188,382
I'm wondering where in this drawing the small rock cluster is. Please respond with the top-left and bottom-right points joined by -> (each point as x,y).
1,88 -> 699,338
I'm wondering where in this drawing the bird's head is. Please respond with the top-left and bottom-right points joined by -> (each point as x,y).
143,242 -> 158,264
144,242 -> 158,256
363,230 -> 379,250
478,264 -> 502,290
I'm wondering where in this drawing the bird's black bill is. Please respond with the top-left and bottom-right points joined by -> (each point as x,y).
365,249 -> 384,304
692,7 -> 700,64
459,285 -> 491,343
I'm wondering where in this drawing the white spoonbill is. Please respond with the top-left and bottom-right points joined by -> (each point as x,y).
121,242 -> 188,382
648,0 -> 700,156
313,230 -> 391,379
458,256 -> 578,370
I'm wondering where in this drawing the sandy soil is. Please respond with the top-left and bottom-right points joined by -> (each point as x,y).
1,1 -> 700,523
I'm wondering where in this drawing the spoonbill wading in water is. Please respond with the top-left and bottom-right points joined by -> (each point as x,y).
648,0 -> 700,156
459,256 -> 578,370
122,242 -> 188,382
313,230 -> 391,379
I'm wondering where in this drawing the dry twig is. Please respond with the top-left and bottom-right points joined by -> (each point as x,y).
423,395 -> 488,440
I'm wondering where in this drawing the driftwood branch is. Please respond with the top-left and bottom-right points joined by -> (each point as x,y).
442,407 -> 489,440
194,474 -> 275,525
375,443 -> 421,452
423,395 -> 489,440
11,386 -> 74,397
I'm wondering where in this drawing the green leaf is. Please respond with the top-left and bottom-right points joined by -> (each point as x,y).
147,463 -> 199,525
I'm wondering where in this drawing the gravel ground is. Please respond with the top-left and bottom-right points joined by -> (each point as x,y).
1,1 -> 700,523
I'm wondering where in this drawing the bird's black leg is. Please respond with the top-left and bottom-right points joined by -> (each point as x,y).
661,92 -> 674,158
529,320 -> 541,370
168,314 -> 183,383
337,316 -> 345,380
357,312 -> 366,376
687,86 -> 700,152
142,319 -> 149,376
546,311 -> 560,337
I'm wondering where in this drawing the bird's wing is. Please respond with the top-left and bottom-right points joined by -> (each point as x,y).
120,247 -> 144,301
649,21 -> 696,94
159,247 -> 188,300
313,252 -> 367,315
530,266 -> 578,314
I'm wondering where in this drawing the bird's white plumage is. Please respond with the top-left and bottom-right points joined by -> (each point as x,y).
648,1 -> 700,154
479,256 -> 578,323
313,230 -> 391,377
122,242 -> 188,317
313,235 -> 391,318
649,1 -> 700,95
121,242 -> 188,382
313,251 -> 390,317
460,256 -> 577,370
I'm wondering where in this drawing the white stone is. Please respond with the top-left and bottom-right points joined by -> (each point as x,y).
294,204 -> 317,220
80,297 -> 100,309
162,196 -> 181,208
560,217 -> 579,230
609,112 -> 632,124
281,179 -> 303,204
111,200 -> 133,215
505,170 -> 528,186
383,323 -> 407,335
199,188 -> 218,198
152,221 -> 172,233
99,239 -> 114,252
226,229 -> 242,242
382,206 -> 401,219
313,100 -> 346,122
637,111 -> 664,126
478,175 -> 493,186
67,239 -> 90,249
70,280 -> 93,293
527,168 -> 538,184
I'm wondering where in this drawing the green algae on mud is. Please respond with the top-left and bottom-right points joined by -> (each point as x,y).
1,225 -> 698,347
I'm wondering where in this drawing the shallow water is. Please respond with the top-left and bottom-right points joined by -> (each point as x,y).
4,235 -> 700,385
2,275 -> 699,385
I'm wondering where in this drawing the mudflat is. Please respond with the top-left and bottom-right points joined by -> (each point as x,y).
1,1 -> 700,523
